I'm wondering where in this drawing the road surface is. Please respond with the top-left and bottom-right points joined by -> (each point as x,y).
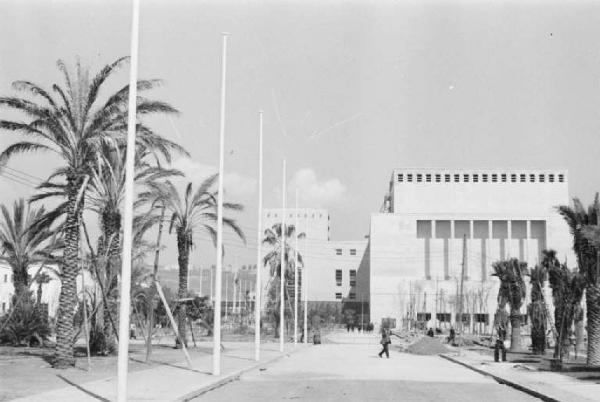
195,342 -> 539,401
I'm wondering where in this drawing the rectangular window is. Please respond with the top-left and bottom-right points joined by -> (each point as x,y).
335,293 -> 342,300
558,174 -> 564,183
435,174 -> 441,183
539,174 -> 545,183
407,174 -> 413,182
350,270 -> 357,286
530,174 -> 535,182
398,173 -> 403,182
416,220 -> 433,239
511,174 -> 517,183
482,174 -> 488,182
335,249 -> 342,256
416,173 -> 422,182
454,174 -> 460,182
444,174 -> 450,183
491,174 -> 497,182
350,249 -> 356,256
349,292 -> 356,300
501,173 -> 507,182
520,174 -> 526,182
335,269 -> 342,286
473,174 -> 479,182
549,174 -> 555,183
463,174 -> 469,182
426,174 -> 431,182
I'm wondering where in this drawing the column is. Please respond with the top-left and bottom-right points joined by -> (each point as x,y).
486,220 -> 493,280
526,220 -> 531,265
469,220 -> 474,279
430,220 -> 436,279
507,220 -> 512,258
449,220 -> 455,279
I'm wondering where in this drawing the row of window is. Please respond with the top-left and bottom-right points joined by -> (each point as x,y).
415,313 -> 528,325
335,292 -> 356,300
266,213 -> 327,219
397,172 -> 565,184
335,269 -> 357,286
335,248 -> 357,256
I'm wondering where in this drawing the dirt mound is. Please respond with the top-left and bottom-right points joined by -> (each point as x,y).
405,336 -> 449,355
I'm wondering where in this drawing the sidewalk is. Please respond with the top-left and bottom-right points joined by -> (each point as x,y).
441,349 -> 600,402
10,342 -> 296,402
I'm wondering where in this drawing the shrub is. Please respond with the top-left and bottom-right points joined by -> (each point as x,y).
0,297 -> 50,346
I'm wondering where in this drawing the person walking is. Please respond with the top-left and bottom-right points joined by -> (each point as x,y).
494,323 -> 507,362
378,329 -> 391,358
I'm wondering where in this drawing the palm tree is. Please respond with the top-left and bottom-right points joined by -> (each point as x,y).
491,258 -> 528,351
527,264 -> 548,355
0,199 -> 61,300
545,249 -> 585,360
83,147 -> 183,353
558,195 -> 600,366
143,176 -> 245,347
0,58 -> 180,367
262,223 -> 305,335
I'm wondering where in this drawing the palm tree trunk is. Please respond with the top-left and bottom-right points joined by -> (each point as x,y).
99,209 -> 121,355
146,205 -> 165,361
54,180 -> 80,368
176,232 -> 189,348
509,307 -> 522,351
586,284 -> 600,366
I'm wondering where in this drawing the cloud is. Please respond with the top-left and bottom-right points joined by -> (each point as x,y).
287,168 -> 346,208
171,157 -> 257,198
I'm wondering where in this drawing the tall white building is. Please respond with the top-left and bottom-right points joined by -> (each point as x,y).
262,208 -> 330,241
369,168 -> 574,328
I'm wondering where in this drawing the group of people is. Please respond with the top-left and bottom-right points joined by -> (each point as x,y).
346,322 -> 374,333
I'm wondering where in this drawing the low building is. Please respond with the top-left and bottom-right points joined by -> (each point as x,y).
0,263 -> 94,318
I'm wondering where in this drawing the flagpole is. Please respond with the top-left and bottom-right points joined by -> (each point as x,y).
254,111 -> 263,361
303,216 -> 309,344
294,190 -> 298,346
280,159 -> 286,352
116,0 -> 140,399
213,32 -> 229,376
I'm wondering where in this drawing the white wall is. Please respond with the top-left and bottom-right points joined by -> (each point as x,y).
0,263 -> 96,318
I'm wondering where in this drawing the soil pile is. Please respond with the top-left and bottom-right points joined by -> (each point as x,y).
405,336 -> 449,355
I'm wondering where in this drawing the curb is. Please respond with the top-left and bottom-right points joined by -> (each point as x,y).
439,354 -> 562,402
175,347 -> 304,402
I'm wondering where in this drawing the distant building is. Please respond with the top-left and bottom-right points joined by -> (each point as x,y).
262,208 -> 330,241
259,168 -> 574,332
259,208 -> 367,314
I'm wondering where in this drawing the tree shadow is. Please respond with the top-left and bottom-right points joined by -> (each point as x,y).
56,374 -> 110,402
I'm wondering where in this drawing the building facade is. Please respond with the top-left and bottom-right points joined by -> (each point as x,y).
369,168 -> 574,329
260,208 -> 368,311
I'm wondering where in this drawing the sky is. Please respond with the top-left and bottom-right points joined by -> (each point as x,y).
1,0 -> 600,272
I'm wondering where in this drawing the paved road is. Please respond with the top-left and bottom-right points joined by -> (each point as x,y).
196,343 -> 540,401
